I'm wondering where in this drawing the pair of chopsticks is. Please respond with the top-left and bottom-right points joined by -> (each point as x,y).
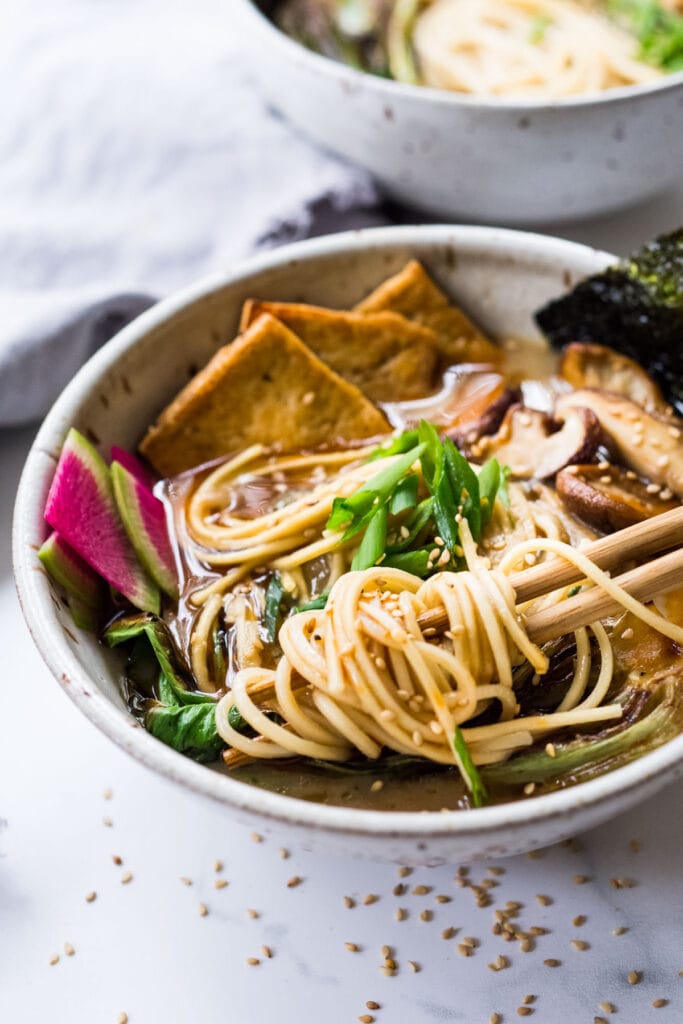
417,506 -> 683,644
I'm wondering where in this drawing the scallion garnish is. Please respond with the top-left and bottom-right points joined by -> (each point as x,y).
453,725 -> 489,808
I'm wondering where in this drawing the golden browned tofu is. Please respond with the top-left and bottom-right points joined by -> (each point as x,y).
139,314 -> 390,477
239,301 -> 439,402
355,259 -> 499,366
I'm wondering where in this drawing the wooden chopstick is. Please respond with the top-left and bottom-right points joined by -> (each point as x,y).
417,506 -> 683,638
526,547 -> 683,644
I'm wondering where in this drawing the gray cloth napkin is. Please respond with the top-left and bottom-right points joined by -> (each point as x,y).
0,0 -> 381,427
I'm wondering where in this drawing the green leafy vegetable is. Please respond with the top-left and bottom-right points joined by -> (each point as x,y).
453,725 -> 489,807
293,591 -> 330,613
327,442 -> 426,538
351,503 -> 389,570
535,227 -> 683,415
608,0 -> 683,71
146,688 -> 224,761
477,459 -> 501,530
367,429 -> 420,461
389,473 -> 419,515
264,574 -> 285,643
382,548 -> 432,575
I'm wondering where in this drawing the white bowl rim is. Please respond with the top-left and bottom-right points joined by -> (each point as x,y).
14,224 -> 683,840
240,0 -> 683,111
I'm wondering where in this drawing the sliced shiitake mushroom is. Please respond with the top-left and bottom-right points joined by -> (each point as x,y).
559,343 -> 669,415
447,387 -> 520,453
474,404 -> 601,479
558,389 -> 683,496
556,464 -> 679,533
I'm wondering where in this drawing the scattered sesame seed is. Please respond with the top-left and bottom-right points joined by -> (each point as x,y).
595,1018 -> 608,1024
536,894 -> 552,906
103,788 -> 113,800
214,879 -> 228,890
523,995 -> 536,1005
610,877 -> 636,889
180,876 -> 192,887
652,999 -> 668,1009
599,1002 -> 616,1014
112,855 -> 123,866
251,832 -> 263,843
286,876 -> 302,888
381,945 -> 392,958
412,884 -> 431,896
344,896 -> 356,908
370,780 -> 385,792
214,859 -> 223,872
490,1015 -> 502,1024
520,938 -> 533,953
64,943 -> 75,957
85,891 -> 97,903
457,944 -> 473,957
574,875 -> 590,885
435,894 -> 451,904
395,908 -> 407,921
116,1015 -> 128,1024
544,959 -> 561,968
358,1016 -> 374,1024
573,915 -> 586,927
408,960 -> 420,973
420,910 -> 433,922
523,782 -> 536,795
571,940 -> 589,951
441,927 -> 456,940
247,908 -> 259,919
49,953 -> 60,966
121,871 -> 133,885
278,848 -> 290,860
383,957 -> 397,971
613,927 -> 628,936
364,893 -> 379,905
398,866 -> 412,878
103,817 -> 113,827
516,1007 -> 533,1017
345,942 -> 360,953
627,970 -> 641,986
246,957 -> 260,966
198,903 -> 208,917
366,1003 -> 380,1011
529,926 -> 548,936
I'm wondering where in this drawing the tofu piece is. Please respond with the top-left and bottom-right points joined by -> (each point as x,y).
355,259 -> 499,366
139,314 -> 390,477
239,302 -> 439,402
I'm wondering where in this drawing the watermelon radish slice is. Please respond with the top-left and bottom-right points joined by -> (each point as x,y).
111,460 -> 179,599
38,531 -> 104,631
110,446 -> 157,492
44,429 -> 160,614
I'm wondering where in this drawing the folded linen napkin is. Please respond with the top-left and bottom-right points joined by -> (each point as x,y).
0,0 -> 381,426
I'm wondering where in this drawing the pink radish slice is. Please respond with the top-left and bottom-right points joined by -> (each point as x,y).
110,446 -> 158,491
111,460 -> 179,599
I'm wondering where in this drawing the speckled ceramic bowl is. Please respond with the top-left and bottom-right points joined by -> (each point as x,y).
14,226 -> 683,863
238,0 -> 683,224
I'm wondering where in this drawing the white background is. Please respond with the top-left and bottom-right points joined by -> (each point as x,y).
3,189 -> 683,1023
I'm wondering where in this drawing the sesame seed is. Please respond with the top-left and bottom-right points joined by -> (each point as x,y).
395,908 -> 407,921
523,996 -> 536,1005
246,957 -> 260,966
520,938 -> 533,953
49,953 -> 60,966
198,903 -> 208,917
408,960 -> 420,973
261,945 -> 273,959
85,891 -> 97,903
613,926 -> 628,936
381,945 -> 392,958
523,782 -> 536,795
213,859 -> 223,872
251,832 -> 263,843
652,999 -> 668,1009
545,742 -> 556,758
490,1016 -> 502,1024
214,879 -> 228,890
370,780 -> 384,792
279,848 -> 290,860
180,876 -> 192,886
441,927 -> 456,940
535,894 -> 552,906
383,957 -> 397,971
247,908 -> 259,919
412,884 -> 431,896
358,1016 -> 374,1024
103,817 -> 113,827
435,894 -> 451,904
544,959 -> 561,967
412,730 -> 423,747
599,1002 -> 616,1013
112,854 -> 123,866
343,896 -> 356,908
627,970 -> 641,985
457,944 -> 473,957
364,893 -> 379,905
621,627 -> 634,640
345,942 -> 360,953
420,910 -> 433,922
116,1015 -> 128,1024
64,943 -> 75,957
573,915 -> 586,927
366,1003 -> 380,1011
574,874 -> 590,885
516,1007 -> 533,1016
121,871 -> 133,885
571,940 -> 589,951
287,876 -> 302,888
302,391 -> 315,406
595,1018 -> 608,1024
610,877 -> 636,889
103,788 -> 113,800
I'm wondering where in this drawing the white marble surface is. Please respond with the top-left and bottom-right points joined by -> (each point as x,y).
3,189 -> 683,1024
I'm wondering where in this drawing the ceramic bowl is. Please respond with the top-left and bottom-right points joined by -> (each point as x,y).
238,0 -> 683,224
14,225 -> 683,863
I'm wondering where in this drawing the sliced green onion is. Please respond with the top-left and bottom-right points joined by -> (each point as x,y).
453,725 -> 489,807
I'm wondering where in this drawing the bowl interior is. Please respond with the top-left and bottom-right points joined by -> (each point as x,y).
17,225 -> 683,857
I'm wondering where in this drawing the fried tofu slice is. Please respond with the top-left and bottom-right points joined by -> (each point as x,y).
355,259 -> 499,366
239,302 -> 439,402
139,314 -> 390,477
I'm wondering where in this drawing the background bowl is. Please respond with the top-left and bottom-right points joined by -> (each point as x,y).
239,0 -> 683,224
14,225 -> 683,863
